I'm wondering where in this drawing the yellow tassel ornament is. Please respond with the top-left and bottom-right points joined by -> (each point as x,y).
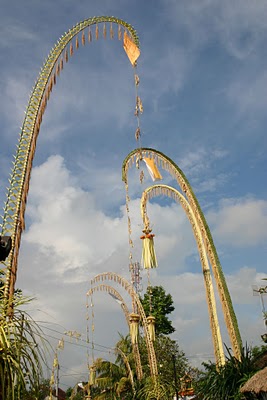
140,227 -> 157,269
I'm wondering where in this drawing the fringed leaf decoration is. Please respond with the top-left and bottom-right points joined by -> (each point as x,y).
82,30 -> 85,45
60,57 -> 63,71
110,22 -> 114,39
139,170 -> 144,183
56,62 -> 60,76
58,339 -> 64,350
129,313 -> 140,344
140,227 -> 158,269
118,24 -> 122,40
127,216 -> 132,235
88,27 -> 92,42
53,355 -> 58,368
50,374 -> 55,386
64,49 -> 68,63
136,96 -> 143,113
147,315 -> 156,341
95,24 -> 99,40
103,23 -> 107,38
70,42 -> 74,56
135,127 -> 141,141
75,36 -> 79,49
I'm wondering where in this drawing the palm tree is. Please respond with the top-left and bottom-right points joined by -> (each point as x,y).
92,357 -> 133,399
0,290 -> 48,400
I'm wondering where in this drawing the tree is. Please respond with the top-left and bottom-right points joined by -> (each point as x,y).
92,356 -> 134,400
140,285 -> 175,335
138,334 -> 188,398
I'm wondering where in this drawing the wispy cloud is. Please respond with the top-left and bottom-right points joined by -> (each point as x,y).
208,197 -> 267,246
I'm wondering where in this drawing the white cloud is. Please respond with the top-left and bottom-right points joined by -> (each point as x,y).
163,0 -> 267,59
15,153 -> 266,379
24,155 -> 129,276
207,197 -> 267,246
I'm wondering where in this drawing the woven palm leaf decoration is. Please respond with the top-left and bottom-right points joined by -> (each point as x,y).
147,315 -> 156,341
129,312 -> 140,344
140,223 -> 157,269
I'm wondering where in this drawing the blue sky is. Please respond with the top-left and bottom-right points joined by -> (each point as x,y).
1,0 -> 267,389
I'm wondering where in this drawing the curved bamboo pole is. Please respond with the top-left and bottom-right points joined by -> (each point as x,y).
141,184 -> 225,366
115,347 -> 136,394
122,148 -> 242,361
91,272 -> 158,377
0,17 -> 140,312
87,284 -> 143,380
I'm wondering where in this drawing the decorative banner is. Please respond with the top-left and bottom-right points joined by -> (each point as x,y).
143,158 -> 162,181
123,32 -> 140,65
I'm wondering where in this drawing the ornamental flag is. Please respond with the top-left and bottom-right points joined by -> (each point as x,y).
123,32 -> 140,65
143,157 -> 163,181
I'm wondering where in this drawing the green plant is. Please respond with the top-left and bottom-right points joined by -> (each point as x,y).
0,293 -> 48,400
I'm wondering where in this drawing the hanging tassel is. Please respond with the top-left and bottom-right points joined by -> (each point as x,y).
53,355 -> 58,368
82,30 -> 85,45
75,36 -> 79,49
140,227 -> 158,269
64,49 -> 68,63
60,57 -> 63,71
118,24 -> 122,40
147,315 -> 156,341
110,22 -> 114,39
50,374 -> 55,386
129,313 -> 140,344
139,170 -> 144,183
88,27 -> 92,42
136,96 -> 143,114
103,23 -> 107,38
70,42 -> 74,56
56,62 -> 60,76
95,24 -> 99,40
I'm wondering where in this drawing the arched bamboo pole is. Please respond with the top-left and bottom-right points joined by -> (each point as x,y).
87,284 -> 143,380
0,17 -> 140,313
141,184 -> 225,366
91,272 -> 158,377
115,347 -> 136,394
122,148 -> 242,361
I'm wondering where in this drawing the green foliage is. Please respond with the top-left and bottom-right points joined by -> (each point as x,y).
138,334 -> 188,397
140,286 -> 175,335
0,294 -> 48,400
137,376 -> 170,400
92,356 -> 133,399
194,344 -> 260,400
65,386 -> 73,399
